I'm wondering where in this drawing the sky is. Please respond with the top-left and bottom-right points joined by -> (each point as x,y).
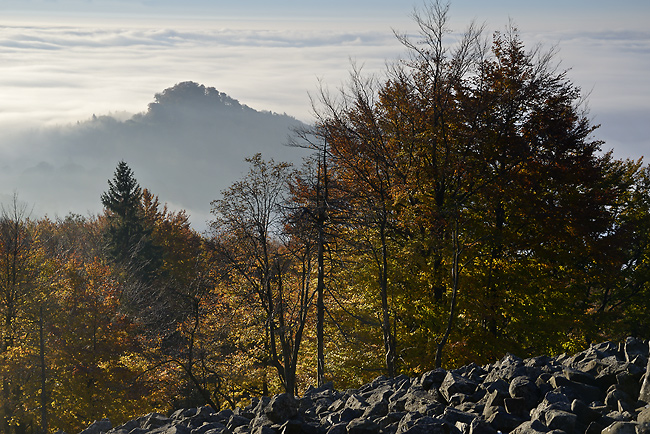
0,0 -> 648,229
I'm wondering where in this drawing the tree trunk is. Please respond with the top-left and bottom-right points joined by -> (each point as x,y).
39,305 -> 48,434
316,222 -> 325,386
316,143 -> 329,387
379,221 -> 395,377
435,218 -> 461,368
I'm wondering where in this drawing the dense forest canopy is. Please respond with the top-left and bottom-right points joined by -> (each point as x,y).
1,3 -> 648,434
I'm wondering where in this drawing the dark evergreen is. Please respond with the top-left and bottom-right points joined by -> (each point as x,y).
101,161 -> 160,281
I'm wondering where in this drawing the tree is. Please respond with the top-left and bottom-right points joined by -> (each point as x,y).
101,161 -> 160,282
312,1 -> 631,369
210,154 -> 312,394
583,160 -> 650,340
288,126 -> 351,387
314,67 -> 405,377
0,195 -> 46,434
0,195 -> 39,352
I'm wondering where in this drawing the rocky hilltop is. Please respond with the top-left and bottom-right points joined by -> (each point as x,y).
77,338 -> 650,434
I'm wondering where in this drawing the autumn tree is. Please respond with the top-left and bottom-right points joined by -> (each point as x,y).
288,125 -> 354,386
312,0 -> 635,369
0,196 -> 39,352
210,154 -> 314,394
314,67 -> 407,377
0,195 -> 47,434
583,160 -> 650,340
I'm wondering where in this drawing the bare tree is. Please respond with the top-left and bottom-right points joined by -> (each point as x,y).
210,154 -> 313,394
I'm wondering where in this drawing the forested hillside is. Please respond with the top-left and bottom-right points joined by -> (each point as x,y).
1,4 -> 649,434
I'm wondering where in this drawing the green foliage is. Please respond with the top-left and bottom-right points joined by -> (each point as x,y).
101,161 -> 161,282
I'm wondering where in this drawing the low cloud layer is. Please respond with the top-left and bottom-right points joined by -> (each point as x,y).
0,21 -> 403,126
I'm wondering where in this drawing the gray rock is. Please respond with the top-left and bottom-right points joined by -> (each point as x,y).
277,418 -> 307,434
109,419 -> 140,434
396,415 -> 455,434
227,415 -> 251,431
338,407 -> 363,423
304,381 -> 334,397
361,400 -> 388,418
326,423 -> 347,434
93,338 -> 650,434
509,376 -> 541,410
249,413 -> 273,430
616,372 -> 641,402
484,353 -> 526,383
640,343 -> 650,404
265,393 -> 299,423
509,420 -> 550,434
563,366 -> 598,386
402,389 -> 443,415
141,413 -> 172,430
530,393 -> 571,425
442,407 -> 475,425
570,399 -> 601,426
585,420 -> 608,434
624,338 -> 648,363
345,395 -> 368,411
163,426 -> 191,434
217,409 -> 234,421
601,421 -> 638,434
191,422 -> 227,434
638,406 -> 650,425
486,407 -> 524,432
420,369 -> 447,391
467,419 -> 498,434
376,412 -> 406,432
544,409 -> 577,432
606,388 -> 635,411
346,418 -> 380,434
504,397 -> 527,418
637,423 -> 650,434
439,372 -> 477,402
365,385 -> 393,406
79,418 -> 112,434
482,389 -> 507,409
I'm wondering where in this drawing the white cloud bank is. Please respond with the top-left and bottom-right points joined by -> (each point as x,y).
0,20 -> 404,126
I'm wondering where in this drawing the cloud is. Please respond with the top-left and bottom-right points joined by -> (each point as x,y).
0,21 -> 402,126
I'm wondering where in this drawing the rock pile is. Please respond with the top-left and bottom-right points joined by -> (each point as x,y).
78,337 -> 650,434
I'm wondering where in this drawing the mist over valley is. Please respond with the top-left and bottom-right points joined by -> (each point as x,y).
0,81 -> 308,231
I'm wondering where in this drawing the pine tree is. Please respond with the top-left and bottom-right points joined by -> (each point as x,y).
101,161 -> 160,281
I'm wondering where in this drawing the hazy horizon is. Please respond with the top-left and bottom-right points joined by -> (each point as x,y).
0,0 -> 648,231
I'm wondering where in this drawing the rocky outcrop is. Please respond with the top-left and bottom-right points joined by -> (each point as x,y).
77,337 -> 650,434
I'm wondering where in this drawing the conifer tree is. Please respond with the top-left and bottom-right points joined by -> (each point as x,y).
101,161 -> 160,281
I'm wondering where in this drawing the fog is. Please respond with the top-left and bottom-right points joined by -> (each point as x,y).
0,82 -> 308,231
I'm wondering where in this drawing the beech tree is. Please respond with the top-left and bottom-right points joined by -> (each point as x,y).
210,154 -> 312,394
288,126 -> 351,386
0,195 -> 46,434
312,1 -> 632,368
